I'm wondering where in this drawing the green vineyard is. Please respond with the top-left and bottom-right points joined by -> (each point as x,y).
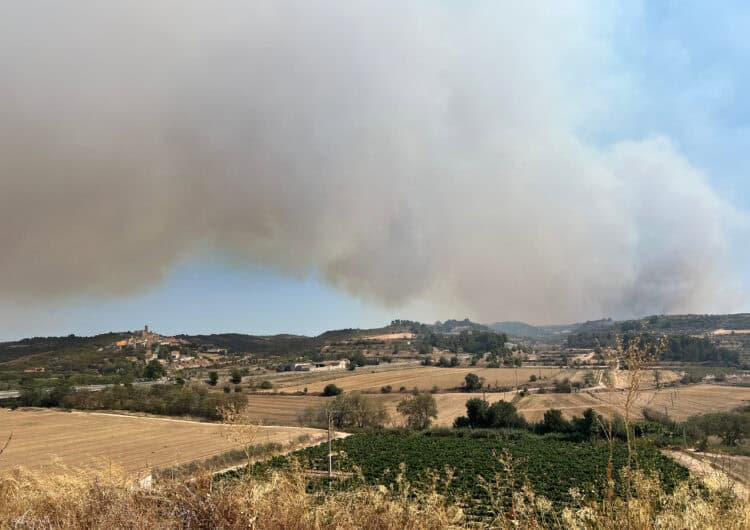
250,430 -> 689,517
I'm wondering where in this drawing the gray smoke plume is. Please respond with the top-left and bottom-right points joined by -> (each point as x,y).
0,1 -> 745,324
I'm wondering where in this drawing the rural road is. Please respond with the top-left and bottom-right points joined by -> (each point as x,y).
663,449 -> 749,498
0,379 -> 166,400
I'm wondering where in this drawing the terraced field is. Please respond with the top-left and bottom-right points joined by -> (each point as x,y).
0,409 -> 326,474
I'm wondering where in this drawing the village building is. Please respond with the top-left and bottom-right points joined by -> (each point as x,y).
293,359 -> 348,372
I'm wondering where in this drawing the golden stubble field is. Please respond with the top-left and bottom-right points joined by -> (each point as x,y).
274,366 -> 565,393
241,394 -> 331,425
239,383 -> 750,428
514,384 -> 750,422
0,409 -> 327,474
261,365 -> 682,395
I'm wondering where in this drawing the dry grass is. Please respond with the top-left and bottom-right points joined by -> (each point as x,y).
663,450 -> 749,497
513,384 -> 750,422
376,392 -> 519,427
277,366 -> 563,393
589,384 -> 750,421
516,393 -> 616,423
0,464 -> 463,529
226,381 -> 749,428
237,394 -> 331,425
1,459 -> 748,529
0,408 -> 326,474
609,368 -> 681,390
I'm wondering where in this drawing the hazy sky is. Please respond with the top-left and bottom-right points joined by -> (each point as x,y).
1,1 -> 749,339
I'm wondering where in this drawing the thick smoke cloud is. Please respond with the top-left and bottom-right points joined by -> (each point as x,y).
0,1 -> 744,323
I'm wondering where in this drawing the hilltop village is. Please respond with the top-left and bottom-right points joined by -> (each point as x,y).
109,326 -> 230,370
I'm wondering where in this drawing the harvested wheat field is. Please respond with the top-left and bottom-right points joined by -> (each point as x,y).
242,394 -> 331,425
515,384 -> 750,422
0,408 -> 326,474
278,366 -> 564,393
516,393 -> 616,422
608,369 -> 682,390
591,384 -> 750,421
377,392 -> 518,427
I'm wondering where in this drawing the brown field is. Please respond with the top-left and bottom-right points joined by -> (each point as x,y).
242,394 -> 331,425
277,366 -> 564,393
250,362 -> 420,389
0,409 -> 326,474
378,392 -> 518,427
609,369 -> 681,390
515,384 -> 750,422
263,365 -> 681,396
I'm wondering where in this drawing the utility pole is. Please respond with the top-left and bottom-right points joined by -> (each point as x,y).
327,410 -> 332,483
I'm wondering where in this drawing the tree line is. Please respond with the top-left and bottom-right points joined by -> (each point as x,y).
452,397 -> 750,449
12,382 -> 246,420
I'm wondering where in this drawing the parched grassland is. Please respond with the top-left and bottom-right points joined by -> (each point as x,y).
589,384 -> 750,420
516,393 -> 617,422
251,362 -> 420,389
248,383 -> 750,427
0,408 -> 326,474
379,392 -> 517,427
241,394 -> 331,425
609,368 -> 682,390
277,366 -> 564,393
515,384 -> 750,422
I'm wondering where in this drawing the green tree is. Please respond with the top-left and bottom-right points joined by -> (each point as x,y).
144,360 -> 165,380
230,369 -> 242,385
207,371 -> 219,386
464,373 -> 483,392
485,400 -> 526,428
465,398 -> 489,427
687,412 -> 749,446
397,393 -> 438,430
539,408 -> 571,434
349,351 -> 368,368
322,383 -> 343,397
572,408 -> 599,439
325,392 -> 388,429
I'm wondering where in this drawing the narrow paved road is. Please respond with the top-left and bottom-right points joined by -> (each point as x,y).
0,379 -> 167,400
